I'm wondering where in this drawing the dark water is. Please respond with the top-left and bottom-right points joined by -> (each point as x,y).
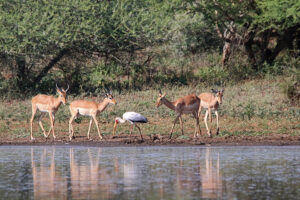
0,145 -> 299,200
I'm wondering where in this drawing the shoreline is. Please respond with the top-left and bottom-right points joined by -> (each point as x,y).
1,134 -> 299,147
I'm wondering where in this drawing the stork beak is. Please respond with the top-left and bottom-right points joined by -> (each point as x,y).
113,121 -> 118,136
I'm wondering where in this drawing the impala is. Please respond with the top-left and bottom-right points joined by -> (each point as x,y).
68,91 -> 116,140
30,84 -> 69,140
156,90 -> 201,139
198,89 -> 224,136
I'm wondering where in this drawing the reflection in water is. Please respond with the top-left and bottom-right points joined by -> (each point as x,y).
31,147 -> 219,199
0,146 -> 298,199
31,148 -> 67,200
201,148 -> 222,199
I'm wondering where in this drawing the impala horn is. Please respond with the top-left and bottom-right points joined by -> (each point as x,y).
56,83 -> 62,92
65,84 -> 70,92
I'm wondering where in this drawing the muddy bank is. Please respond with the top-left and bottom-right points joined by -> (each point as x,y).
0,134 -> 299,146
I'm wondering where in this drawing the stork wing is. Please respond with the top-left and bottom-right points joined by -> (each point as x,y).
123,112 -> 148,123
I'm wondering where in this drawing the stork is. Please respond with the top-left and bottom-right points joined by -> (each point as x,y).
113,112 -> 148,140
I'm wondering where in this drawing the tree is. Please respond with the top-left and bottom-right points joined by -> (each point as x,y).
0,0 -> 172,92
187,0 -> 300,69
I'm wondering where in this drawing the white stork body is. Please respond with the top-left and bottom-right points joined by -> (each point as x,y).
113,112 -> 148,140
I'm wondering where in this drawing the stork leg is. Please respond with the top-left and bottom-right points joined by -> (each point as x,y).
135,124 -> 143,140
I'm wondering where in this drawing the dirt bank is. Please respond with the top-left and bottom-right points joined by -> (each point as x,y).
0,134 -> 299,146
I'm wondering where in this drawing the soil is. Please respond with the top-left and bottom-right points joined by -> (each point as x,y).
0,134 -> 299,146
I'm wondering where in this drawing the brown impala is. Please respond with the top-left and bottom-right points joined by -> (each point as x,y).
156,90 -> 201,139
68,91 -> 116,140
30,84 -> 69,140
198,89 -> 224,136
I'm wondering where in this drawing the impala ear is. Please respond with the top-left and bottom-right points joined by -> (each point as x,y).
162,93 -> 167,98
158,88 -> 162,95
211,89 -> 218,94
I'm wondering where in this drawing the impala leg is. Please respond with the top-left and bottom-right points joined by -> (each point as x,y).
169,114 -> 180,139
38,113 -> 47,138
198,105 -> 202,119
204,110 -> 211,137
215,111 -> 219,135
47,112 -> 56,139
30,106 -> 38,140
179,116 -> 184,135
193,112 -> 200,138
68,114 -> 76,140
87,118 -> 93,140
135,124 -> 143,140
92,115 -> 103,140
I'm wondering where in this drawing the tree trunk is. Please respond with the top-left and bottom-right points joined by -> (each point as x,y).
221,42 -> 231,67
16,56 -> 32,90
33,48 -> 70,86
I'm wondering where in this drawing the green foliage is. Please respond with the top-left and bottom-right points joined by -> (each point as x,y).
283,68 -> 300,106
197,66 -> 229,85
256,0 -> 300,31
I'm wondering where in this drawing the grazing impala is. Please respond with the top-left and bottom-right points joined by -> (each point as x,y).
30,84 -> 69,140
156,90 -> 201,139
68,91 -> 116,140
198,89 -> 224,136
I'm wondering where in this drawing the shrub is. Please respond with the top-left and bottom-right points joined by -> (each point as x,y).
197,66 -> 229,85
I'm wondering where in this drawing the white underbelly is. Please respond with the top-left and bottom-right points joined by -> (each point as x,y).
78,108 -> 92,116
37,104 -> 49,113
200,102 -> 216,110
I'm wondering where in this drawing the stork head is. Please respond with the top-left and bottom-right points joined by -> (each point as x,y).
113,117 -> 122,136
156,89 -> 166,108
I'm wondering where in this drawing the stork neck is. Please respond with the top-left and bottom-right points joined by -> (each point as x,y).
116,117 -> 126,123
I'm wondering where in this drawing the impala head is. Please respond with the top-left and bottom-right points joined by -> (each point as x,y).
104,91 -> 117,105
156,89 -> 166,108
211,89 -> 225,105
56,84 -> 69,105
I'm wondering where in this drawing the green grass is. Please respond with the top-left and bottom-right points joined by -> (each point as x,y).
0,77 -> 299,140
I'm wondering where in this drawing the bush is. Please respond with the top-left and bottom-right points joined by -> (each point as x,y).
283,68 -> 300,106
197,66 -> 229,85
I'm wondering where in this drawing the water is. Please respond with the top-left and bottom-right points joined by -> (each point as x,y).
0,145 -> 299,200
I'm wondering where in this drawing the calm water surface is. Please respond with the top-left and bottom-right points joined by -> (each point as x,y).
0,145 -> 299,200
